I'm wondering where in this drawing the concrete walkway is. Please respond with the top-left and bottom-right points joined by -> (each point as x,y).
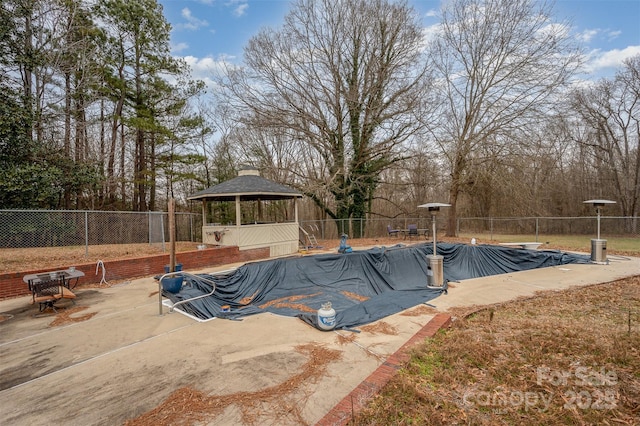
0,251 -> 638,425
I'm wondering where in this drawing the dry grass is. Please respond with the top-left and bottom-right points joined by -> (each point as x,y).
354,275 -> 640,425
48,305 -> 97,327
400,304 -> 439,317
125,343 -> 342,426
360,321 -> 399,336
341,291 -> 371,302
0,242 -> 204,274
335,331 -> 358,346
258,293 -> 322,313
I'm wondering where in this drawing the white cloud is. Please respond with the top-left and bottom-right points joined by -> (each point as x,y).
539,22 -> 571,39
576,28 -> 624,44
425,9 -> 438,18
582,45 -> 640,74
421,23 -> 441,44
233,3 -> 249,17
576,29 -> 599,43
171,42 -> 189,53
606,30 -> 621,41
180,55 -> 239,88
180,7 -> 209,31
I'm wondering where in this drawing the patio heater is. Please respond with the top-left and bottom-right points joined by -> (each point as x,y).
418,202 -> 451,289
583,199 -> 616,263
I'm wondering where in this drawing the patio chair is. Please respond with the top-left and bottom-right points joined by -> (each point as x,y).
387,225 -> 400,237
32,279 -> 76,312
405,224 -> 418,240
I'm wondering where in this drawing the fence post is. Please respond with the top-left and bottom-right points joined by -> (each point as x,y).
490,217 -> 493,240
160,213 -> 166,252
190,213 -> 194,242
148,211 -> 151,245
85,211 -> 89,257
536,217 -> 539,242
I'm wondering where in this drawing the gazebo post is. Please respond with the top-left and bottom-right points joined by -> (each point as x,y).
235,195 -> 241,246
235,195 -> 241,226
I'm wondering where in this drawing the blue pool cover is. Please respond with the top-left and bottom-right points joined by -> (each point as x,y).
164,243 -> 590,330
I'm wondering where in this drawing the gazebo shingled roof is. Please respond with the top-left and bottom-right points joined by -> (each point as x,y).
187,173 -> 302,202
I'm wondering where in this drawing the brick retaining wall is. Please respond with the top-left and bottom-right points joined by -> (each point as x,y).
0,246 -> 270,300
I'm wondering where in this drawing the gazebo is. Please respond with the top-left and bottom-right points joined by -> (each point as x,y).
188,167 -> 303,257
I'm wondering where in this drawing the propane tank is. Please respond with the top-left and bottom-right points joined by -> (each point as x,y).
317,302 -> 336,331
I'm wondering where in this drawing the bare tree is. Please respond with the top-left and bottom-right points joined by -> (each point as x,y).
429,0 -> 582,235
218,0 -> 432,236
571,55 -> 640,221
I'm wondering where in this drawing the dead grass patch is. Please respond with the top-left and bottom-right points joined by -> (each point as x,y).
400,305 -> 438,317
49,306 -> 97,327
239,291 -> 260,305
360,321 -> 399,336
258,293 -> 321,313
262,302 -> 317,314
82,278 -> 133,289
125,343 -> 341,426
335,331 -> 358,346
354,275 -> 640,425
341,291 -> 370,302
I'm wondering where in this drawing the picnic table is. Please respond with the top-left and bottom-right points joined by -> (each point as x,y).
401,227 -> 429,240
23,269 -> 84,312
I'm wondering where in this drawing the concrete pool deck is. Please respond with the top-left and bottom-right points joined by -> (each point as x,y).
0,250 -> 638,425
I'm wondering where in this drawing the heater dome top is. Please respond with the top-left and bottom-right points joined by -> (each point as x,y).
583,199 -> 616,207
418,202 -> 451,211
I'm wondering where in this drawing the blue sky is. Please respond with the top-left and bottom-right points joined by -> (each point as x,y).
158,0 -> 640,83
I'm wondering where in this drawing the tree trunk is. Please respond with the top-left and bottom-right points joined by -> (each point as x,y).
149,132 -> 156,211
22,10 -> 33,144
63,72 -> 72,209
120,122 -> 126,206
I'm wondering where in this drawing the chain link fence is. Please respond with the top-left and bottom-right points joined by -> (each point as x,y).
299,217 -> 430,240
0,210 -> 202,250
299,216 -> 640,241
456,216 -> 640,239
1,210 -> 636,250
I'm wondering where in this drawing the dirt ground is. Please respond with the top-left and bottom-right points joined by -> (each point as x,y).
0,242 -> 202,274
